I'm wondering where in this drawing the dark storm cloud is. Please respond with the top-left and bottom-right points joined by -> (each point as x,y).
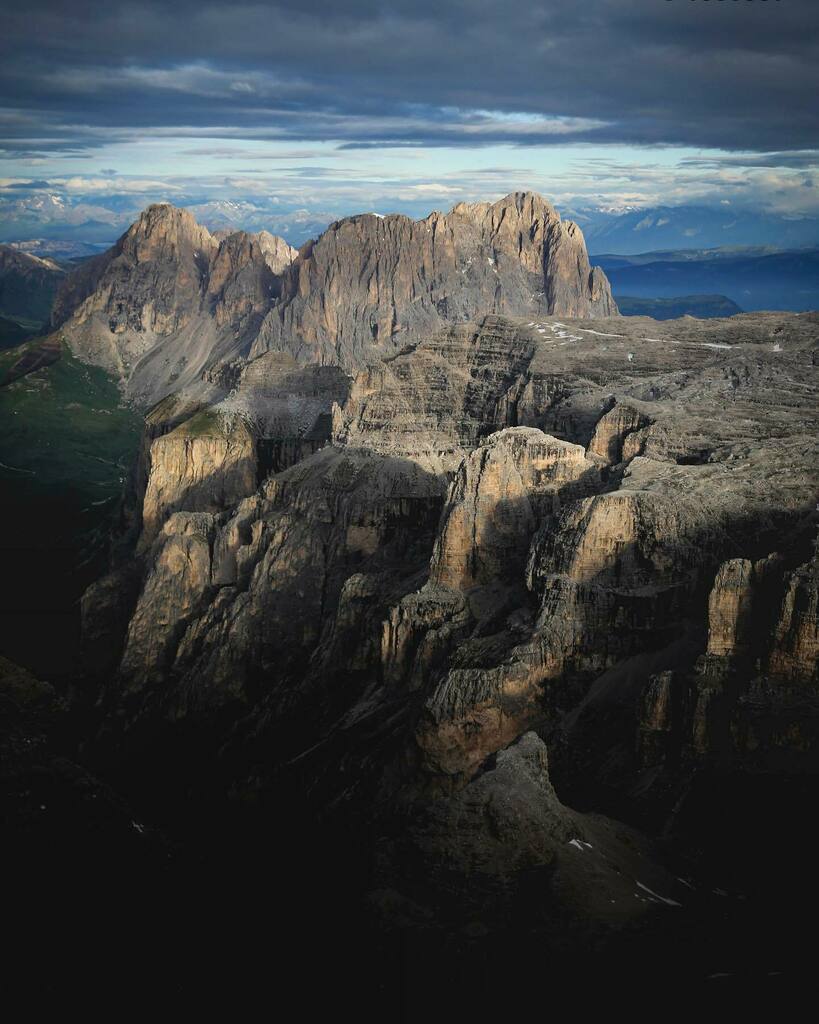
1,0 -> 817,154
681,151 -> 819,170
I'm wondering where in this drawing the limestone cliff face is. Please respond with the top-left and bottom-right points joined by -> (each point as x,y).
134,352 -> 350,546
630,544 -> 814,774
704,558 -> 761,659
119,513 -> 218,696
381,428 -> 600,782
768,548 -> 819,684
529,486 -> 701,679
332,317 -> 539,472
86,312 -> 819,826
114,445 -> 445,714
255,192 -> 616,370
140,410 -> 258,545
631,537 -> 819,783
417,477 -> 705,787
53,193 -> 616,404
430,428 -> 599,591
204,229 -> 280,328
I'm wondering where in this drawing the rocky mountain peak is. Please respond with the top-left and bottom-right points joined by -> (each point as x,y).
51,191 -> 617,403
255,230 -> 299,274
450,189 -> 558,224
120,203 -> 216,263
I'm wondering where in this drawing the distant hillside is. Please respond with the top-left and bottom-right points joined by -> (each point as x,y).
617,294 -> 743,320
0,244 -> 65,324
595,247 -> 819,312
574,204 -> 819,253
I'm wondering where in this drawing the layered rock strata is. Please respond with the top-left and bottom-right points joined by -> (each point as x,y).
86,312 -> 818,823
52,193 -> 615,405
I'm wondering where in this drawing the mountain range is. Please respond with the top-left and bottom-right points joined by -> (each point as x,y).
4,191 -> 819,254
46,192 -> 614,405
2,190 -> 818,1005
576,203 -> 819,253
597,247 -> 819,313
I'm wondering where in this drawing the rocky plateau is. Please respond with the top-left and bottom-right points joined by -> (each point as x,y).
3,193 -> 818,1002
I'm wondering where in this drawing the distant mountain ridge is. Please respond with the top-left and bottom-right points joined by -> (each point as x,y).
5,193 -> 819,257
574,203 -> 819,253
596,246 -> 819,312
616,294 -> 743,319
0,244 -> 65,325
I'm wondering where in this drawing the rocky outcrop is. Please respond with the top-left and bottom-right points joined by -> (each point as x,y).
430,428 -> 599,591
83,311 -> 818,879
768,548 -> 819,684
704,557 -> 766,660
52,193 -> 616,404
256,231 -> 298,274
140,410 -> 257,545
119,512 -> 219,696
588,400 -> 652,464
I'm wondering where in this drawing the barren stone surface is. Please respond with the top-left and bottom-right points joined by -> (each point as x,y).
86,310 -> 818,800
71,297 -> 818,945
52,193 -> 615,405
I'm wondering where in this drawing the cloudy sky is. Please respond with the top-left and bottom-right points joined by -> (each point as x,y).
1,0 -> 818,232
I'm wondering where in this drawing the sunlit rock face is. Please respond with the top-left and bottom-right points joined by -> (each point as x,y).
52,192 -> 615,405
254,191 -> 616,369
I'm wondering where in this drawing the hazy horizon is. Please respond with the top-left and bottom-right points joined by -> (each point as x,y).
2,1 -> 819,250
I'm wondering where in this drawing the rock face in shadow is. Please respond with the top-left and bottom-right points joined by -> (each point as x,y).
51,192 -> 615,404
768,549 -> 819,684
114,445 -> 445,715
81,308 -> 819,944
379,731 -> 687,936
0,244 -> 65,323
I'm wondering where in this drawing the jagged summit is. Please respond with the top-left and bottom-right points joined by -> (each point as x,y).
121,202 -> 216,253
450,189 -> 556,219
255,230 -> 299,274
51,190 -> 616,404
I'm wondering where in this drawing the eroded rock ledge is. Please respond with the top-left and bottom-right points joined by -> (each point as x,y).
82,310 -> 819,929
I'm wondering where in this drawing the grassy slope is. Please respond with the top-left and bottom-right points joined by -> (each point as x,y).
0,348 -> 141,679
0,316 -> 39,350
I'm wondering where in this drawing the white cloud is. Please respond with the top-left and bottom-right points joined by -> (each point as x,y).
56,176 -> 184,194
